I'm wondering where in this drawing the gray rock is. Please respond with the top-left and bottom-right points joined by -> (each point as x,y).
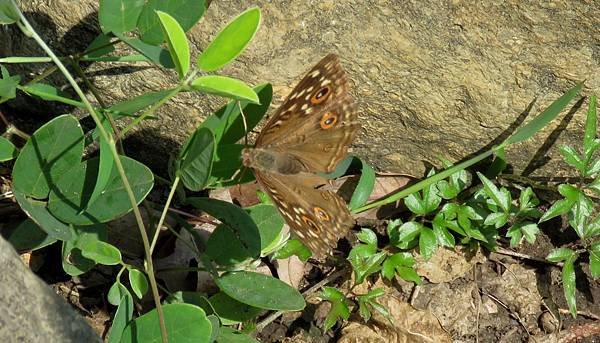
0,236 -> 101,342
1,1 -> 598,177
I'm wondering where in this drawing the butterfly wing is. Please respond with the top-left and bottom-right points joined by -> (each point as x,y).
254,170 -> 354,257
255,54 -> 359,173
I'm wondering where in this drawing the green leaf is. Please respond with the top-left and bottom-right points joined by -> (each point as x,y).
216,327 -> 259,343
588,177 -> 600,196
199,83 -> 271,145
107,281 -> 132,306
190,76 -> 259,103
217,271 -> 305,311
13,190 -> 72,241
47,156 -> 154,225
518,187 -> 539,211
157,10 -> 190,79
589,243 -> 600,279
197,7 -> 261,71
209,292 -> 262,325
187,197 -> 261,262
107,290 -> 134,343
272,239 -> 312,261
246,204 -> 285,252
349,158 -> 376,210
21,83 -> 83,107
584,95 -> 598,159
506,225 -> 523,247
484,212 -> 508,228
107,88 -> 177,117
84,33 -> 115,58
127,268 -> 149,299
381,252 -> 421,283
546,247 -> 575,262
404,192 -> 426,215
397,221 -> 425,244
419,228 -> 437,260
586,158 -> 600,176
0,65 -> 20,100
432,215 -> 455,247
12,115 -> 84,199
62,225 -> 107,276
7,218 -> 57,252
0,0 -> 19,24
539,198 -> 575,223
83,120 -> 115,211
562,254 -> 578,318
559,145 -> 585,173
99,0 -> 145,34
178,127 -> 215,191
504,82 -> 583,145
80,239 -> 122,265
520,222 -> 539,244
569,193 -> 593,238
320,287 -> 350,331
585,214 -> 600,238
138,0 -> 206,45
349,251 -> 386,284
0,136 -> 17,161
477,172 -> 509,213
121,304 -> 212,343
356,228 -> 378,246
115,33 -> 174,68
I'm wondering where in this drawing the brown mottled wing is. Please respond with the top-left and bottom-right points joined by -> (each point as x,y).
255,54 -> 359,173
254,171 -> 354,258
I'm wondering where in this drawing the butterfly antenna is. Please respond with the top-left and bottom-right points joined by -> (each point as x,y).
237,101 -> 249,147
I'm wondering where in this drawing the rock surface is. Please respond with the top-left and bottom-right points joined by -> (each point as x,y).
0,236 -> 101,342
1,1 -> 598,177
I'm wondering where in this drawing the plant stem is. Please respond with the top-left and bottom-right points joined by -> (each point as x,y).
12,3 -> 168,342
150,176 -> 180,253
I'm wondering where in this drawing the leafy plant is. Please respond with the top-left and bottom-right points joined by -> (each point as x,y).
539,95 -> 600,317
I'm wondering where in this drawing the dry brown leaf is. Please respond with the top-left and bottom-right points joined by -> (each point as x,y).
416,246 -> 486,283
339,296 -> 451,343
275,255 -> 305,289
481,264 -> 543,333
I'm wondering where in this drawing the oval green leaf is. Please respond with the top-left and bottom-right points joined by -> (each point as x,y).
48,156 -> 154,225
0,136 -> 17,161
120,304 -> 211,343
178,127 -> 215,191
191,76 -> 259,103
79,239 -> 122,265
157,11 -> 190,79
349,158 -> 376,210
217,327 -> 259,343
197,7 -> 261,72
186,197 -> 261,259
13,190 -> 72,240
128,268 -> 149,299
7,218 -> 57,252
12,114 -> 84,198
209,292 -> 262,325
138,0 -> 206,45
107,290 -> 134,343
217,271 -> 305,311
246,204 -> 284,251
99,0 -> 145,34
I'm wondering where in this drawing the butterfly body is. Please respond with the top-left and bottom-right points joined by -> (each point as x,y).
242,54 -> 359,257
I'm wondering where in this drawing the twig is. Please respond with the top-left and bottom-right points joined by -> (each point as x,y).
493,247 -> 563,267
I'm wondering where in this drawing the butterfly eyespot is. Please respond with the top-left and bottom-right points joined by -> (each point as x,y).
310,85 -> 331,104
313,207 -> 330,221
301,216 -> 319,231
320,112 -> 338,129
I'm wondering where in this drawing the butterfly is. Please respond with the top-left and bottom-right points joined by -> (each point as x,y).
241,54 -> 360,257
